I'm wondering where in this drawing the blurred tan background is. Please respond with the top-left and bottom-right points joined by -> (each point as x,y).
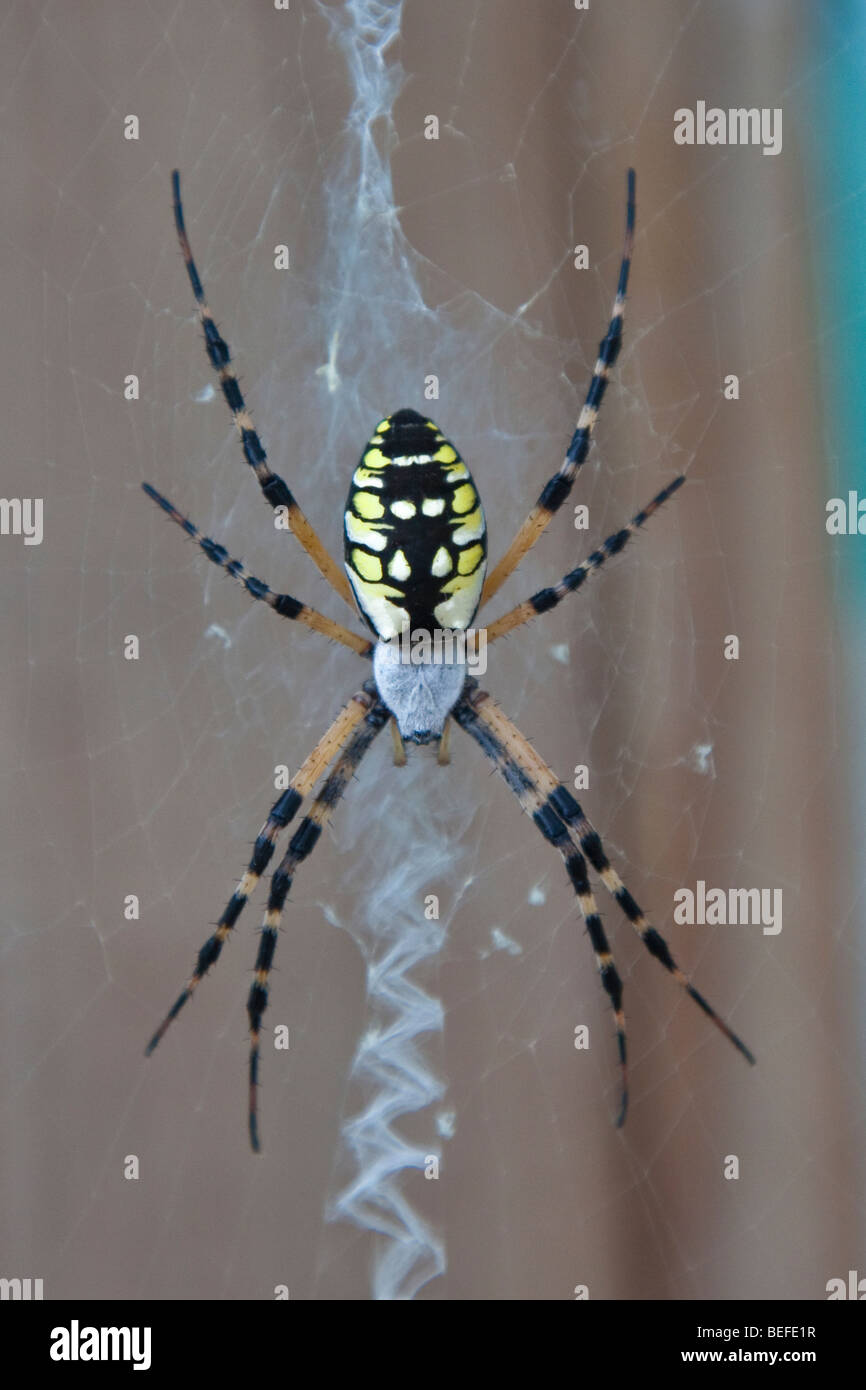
0,0 -> 860,1300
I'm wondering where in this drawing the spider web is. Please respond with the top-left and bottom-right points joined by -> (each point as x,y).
0,0 -> 862,1302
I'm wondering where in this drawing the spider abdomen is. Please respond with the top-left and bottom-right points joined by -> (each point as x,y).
344,408 -> 487,640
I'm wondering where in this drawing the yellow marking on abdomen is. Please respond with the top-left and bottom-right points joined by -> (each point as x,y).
352,549 -> 383,582
452,507 -> 484,544
353,491 -> 385,520
457,543 -> 484,574
434,566 -> 485,628
434,444 -> 457,463
363,447 -> 389,469
452,483 -> 476,514
353,467 -> 384,488
345,512 -> 389,549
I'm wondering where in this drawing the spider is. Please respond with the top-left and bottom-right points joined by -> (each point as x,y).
145,168 -> 755,1152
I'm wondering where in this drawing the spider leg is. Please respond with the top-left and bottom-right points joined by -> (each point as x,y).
145,686 -> 378,1057
485,475 -> 683,641
389,717 -> 407,766
142,483 -> 372,657
453,686 -> 629,1125
482,169 -> 636,607
437,718 -> 452,766
171,170 -> 354,608
462,688 -> 756,1070
247,694 -> 389,1151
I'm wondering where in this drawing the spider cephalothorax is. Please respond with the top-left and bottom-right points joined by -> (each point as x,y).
344,407 -> 486,743
144,169 -> 754,1153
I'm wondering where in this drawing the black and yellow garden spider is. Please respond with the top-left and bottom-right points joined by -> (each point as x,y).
145,169 -> 755,1152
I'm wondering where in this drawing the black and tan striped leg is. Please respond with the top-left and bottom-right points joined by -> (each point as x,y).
482,169 -> 636,607
142,483 -> 372,657
466,689 -> 756,1070
171,170 -> 353,608
485,475 -> 684,642
453,686 -> 629,1125
247,694 -> 389,1150
145,686 -> 378,1058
